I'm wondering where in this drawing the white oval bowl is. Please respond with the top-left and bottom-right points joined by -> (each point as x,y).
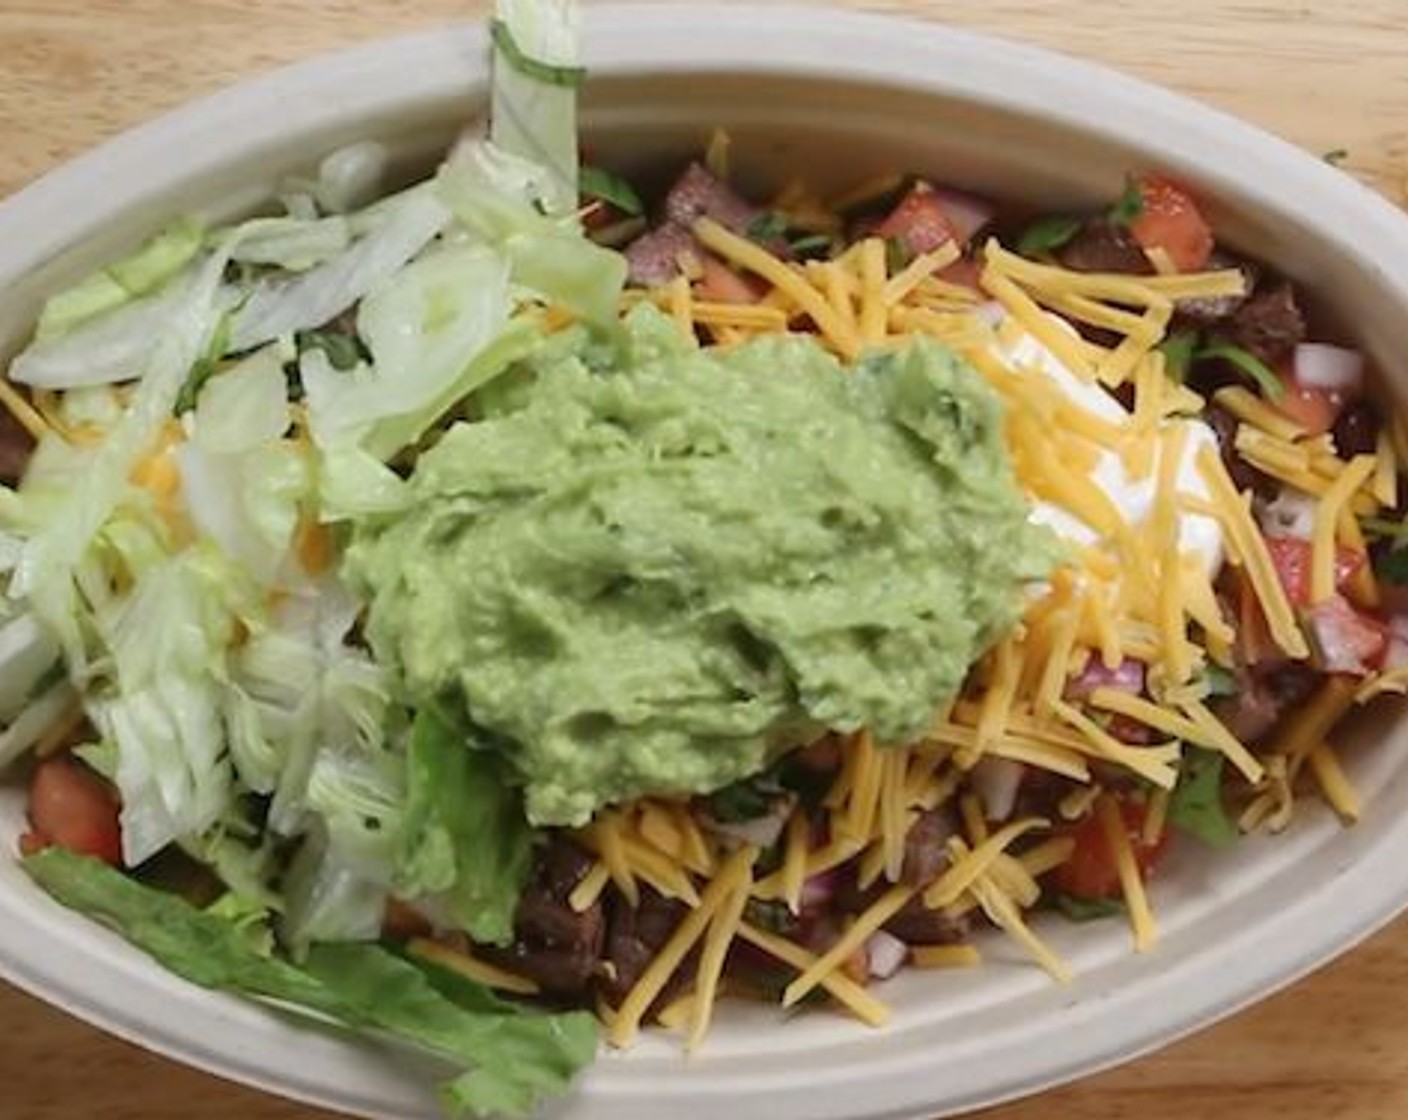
3,6 -> 1408,1119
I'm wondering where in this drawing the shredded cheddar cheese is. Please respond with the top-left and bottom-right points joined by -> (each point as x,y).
1307,742 -> 1361,822
736,922 -> 890,1027
923,818 -> 1048,908
687,861 -> 754,1051
693,217 -> 860,358
610,846 -> 757,1048
912,944 -> 982,969
1196,443 -> 1310,659
1311,454 -> 1377,604
781,884 -> 916,1008
1096,796 -> 1157,952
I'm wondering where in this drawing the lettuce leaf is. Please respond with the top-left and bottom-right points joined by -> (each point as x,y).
90,549 -> 246,865
230,216 -> 353,273
0,611 -> 62,723
490,0 -> 583,215
436,145 -> 626,327
280,823 -> 388,952
396,710 -> 536,947
188,343 -> 294,455
1169,747 -> 1239,848
11,265 -> 211,390
14,236 -> 243,665
33,218 -> 206,343
229,189 -> 451,353
279,744 -> 409,950
23,848 -> 596,1118
300,243 -> 512,458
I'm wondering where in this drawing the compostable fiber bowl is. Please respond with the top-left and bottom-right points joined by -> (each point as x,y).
3,6 -> 1408,1120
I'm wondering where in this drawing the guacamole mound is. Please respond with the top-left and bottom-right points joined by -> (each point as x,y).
347,306 -> 1054,827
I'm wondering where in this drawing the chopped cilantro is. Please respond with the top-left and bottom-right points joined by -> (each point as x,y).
1109,177 -> 1145,227
1363,516 -> 1408,547
1323,148 -> 1350,166
1378,546 -> 1408,588
705,778 -> 778,823
1202,664 -> 1239,698
743,898 -> 796,935
1159,329 -> 1201,383
1053,893 -> 1125,921
1197,341 -> 1285,400
578,166 -> 644,217
1016,215 -> 1082,257
884,236 -> 912,273
173,313 -> 233,415
296,329 -> 364,372
746,212 -> 790,243
1364,516 -> 1408,587
788,233 -> 835,258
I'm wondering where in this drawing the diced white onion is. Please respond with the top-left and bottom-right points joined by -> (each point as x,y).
974,301 -> 1005,327
934,189 -> 995,244
972,756 -> 1024,821
1294,343 -> 1364,394
1259,488 -> 1318,541
865,929 -> 909,980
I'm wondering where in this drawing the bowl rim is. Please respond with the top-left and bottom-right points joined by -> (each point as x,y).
3,6 -> 1408,1120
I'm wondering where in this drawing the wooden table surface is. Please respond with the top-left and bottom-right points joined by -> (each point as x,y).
3,1 -> 1408,1118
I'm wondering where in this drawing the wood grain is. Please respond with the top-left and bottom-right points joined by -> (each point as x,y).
2,3 -> 1407,1118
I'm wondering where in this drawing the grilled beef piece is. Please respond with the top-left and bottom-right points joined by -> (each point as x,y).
1176,252 -> 1258,324
598,888 -> 689,1007
1223,281 -> 1305,363
0,406 -> 34,485
884,897 -> 972,946
1056,219 -> 1153,275
1332,399 -> 1381,457
1206,402 -> 1277,498
833,865 -> 971,945
483,840 -> 605,998
1211,662 -> 1322,747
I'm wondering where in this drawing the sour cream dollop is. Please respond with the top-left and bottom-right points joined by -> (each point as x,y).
990,315 -> 1225,578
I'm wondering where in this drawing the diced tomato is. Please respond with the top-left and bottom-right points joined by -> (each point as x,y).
382,897 -> 433,941
26,758 -> 122,867
1051,800 -> 1170,901
1265,536 -> 1365,608
1306,594 -> 1388,675
697,254 -> 765,305
579,199 -> 619,232
1274,361 -> 1346,435
936,256 -> 984,293
1127,174 -> 1214,272
875,183 -> 958,256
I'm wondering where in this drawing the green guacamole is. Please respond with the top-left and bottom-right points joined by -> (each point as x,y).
347,307 -> 1053,827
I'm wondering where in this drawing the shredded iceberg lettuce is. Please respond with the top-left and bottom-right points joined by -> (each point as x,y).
31,218 -> 206,344
491,0 -> 582,215
0,2 -> 611,1113
229,188 -> 451,353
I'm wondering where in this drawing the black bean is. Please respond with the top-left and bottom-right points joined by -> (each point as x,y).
1332,399 -> 1381,457
1206,403 -> 1277,498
